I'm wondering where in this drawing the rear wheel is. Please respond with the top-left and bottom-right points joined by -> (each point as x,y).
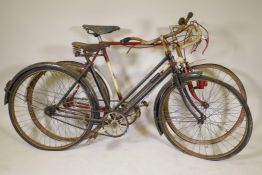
26,61 -> 110,141
159,75 -> 252,160
8,65 -> 98,150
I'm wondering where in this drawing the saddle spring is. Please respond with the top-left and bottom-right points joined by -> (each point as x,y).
72,46 -> 83,57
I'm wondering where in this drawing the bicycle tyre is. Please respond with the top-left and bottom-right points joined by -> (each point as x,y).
8,64 -> 99,150
26,61 -> 110,141
158,75 -> 252,160
191,63 -> 246,100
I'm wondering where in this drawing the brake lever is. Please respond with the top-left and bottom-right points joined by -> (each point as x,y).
191,40 -> 202,54
126,45 -> 135,54
198,23 -> 209,54
202,37 -> 209,54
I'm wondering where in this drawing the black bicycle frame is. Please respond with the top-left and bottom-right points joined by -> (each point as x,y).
79,54 -> 172,114
56,51 -> 205,124
91,52 -> 204,121
113,56 -> 171,114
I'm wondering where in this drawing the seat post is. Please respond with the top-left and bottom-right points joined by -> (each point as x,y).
97,35 -> 103,42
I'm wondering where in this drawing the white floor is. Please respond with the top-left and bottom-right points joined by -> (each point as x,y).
0,103 -> 261,175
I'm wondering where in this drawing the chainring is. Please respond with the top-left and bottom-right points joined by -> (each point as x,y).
103,112 -> 129,137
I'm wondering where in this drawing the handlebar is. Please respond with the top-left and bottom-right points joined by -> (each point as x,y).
120,23 -> 201,47
119,12 -> 207,54
120,12 -> 196,44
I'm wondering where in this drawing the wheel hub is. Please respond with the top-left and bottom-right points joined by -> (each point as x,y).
202,101 -> 209,109
44,105 -> 57,116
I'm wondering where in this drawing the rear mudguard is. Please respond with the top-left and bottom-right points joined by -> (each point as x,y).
4,62 -> 56,104
57,61 -> 113,100
4,62 -> 100,119
153,72 -> 203,135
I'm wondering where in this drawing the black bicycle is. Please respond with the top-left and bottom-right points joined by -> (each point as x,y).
4,12 -> 252,160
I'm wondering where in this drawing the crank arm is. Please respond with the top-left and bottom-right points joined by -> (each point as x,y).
87,126 -> 125,139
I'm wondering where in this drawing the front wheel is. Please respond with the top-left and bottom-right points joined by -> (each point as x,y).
158,75 -> 252,160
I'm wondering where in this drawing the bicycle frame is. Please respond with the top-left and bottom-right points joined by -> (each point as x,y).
52,23 -> 210,126
99,40 -> 208,116
80,47 -> 173,114
56,42 -> 207,125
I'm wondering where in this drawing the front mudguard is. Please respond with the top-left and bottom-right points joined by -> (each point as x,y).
153,80 -> 173,135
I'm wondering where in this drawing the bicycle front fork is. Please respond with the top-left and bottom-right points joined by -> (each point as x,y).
172,72 -> 207,124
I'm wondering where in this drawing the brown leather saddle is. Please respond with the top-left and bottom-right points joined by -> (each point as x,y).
72,42 -> 110,53
82,25 -> 120,37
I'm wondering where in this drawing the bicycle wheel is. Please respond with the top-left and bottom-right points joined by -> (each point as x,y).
191,63 -> 246,100
25,61 -> 110,141
159,75 -> 252,160
8,65 -> 98,150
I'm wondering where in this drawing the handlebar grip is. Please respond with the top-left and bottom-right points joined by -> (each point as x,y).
186,12 -> 194,20
178,17 -> 186,25
178,12 -> 194,25
185,12 -> 194,24
120,37 -> 131,44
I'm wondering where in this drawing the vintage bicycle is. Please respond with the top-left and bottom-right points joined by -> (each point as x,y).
4,13 -> 252,160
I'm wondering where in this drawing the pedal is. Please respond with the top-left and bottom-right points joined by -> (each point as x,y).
85,125 -> 102,141
88,131 -> 99,139
140,100 -> 149,107
87,138 -> 95,145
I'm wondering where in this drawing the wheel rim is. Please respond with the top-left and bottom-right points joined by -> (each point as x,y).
192,64 -> 246,100
160,77 -> 250,159
26,61 -> 110,142
9,68 -> 93,150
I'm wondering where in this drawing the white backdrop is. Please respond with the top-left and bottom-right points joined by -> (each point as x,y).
0,0 -> 262,175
